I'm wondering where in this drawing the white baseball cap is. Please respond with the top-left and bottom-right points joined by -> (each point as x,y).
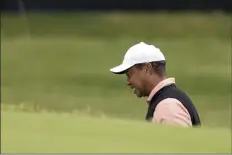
110,42 -> 165,74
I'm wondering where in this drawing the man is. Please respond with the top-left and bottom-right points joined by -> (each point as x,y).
109,42 -> 201,127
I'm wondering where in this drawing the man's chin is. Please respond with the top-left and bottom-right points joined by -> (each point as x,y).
132,89 -> 144,98
134,92 -> 143,98
136,95 -> 143,98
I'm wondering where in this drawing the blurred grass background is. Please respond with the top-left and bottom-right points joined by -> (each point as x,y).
1,12 -> 231,129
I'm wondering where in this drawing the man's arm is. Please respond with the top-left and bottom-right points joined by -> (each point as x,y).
152,98 -> 192,127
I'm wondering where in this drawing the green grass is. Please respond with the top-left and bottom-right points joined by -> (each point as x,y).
1,36 -> 231,127
1,12 -> 231,153
1,110 -> 231,153
1,12 -> 231,39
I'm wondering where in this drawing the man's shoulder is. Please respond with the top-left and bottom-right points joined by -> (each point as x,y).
149,84 -> 194,112
151,84 -> 192,101
163,84 -> 193,101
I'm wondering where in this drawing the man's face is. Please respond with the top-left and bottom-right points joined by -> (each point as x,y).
125,65 -> 148,98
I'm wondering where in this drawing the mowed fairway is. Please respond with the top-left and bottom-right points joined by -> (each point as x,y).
1,12 -> 231,153
1,110 -> 231,153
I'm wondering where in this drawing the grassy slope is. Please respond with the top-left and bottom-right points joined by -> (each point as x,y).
1,11 -> 231,153
1,37 -> 231,127
1,12 -> 231,124
1,110 -> 231,153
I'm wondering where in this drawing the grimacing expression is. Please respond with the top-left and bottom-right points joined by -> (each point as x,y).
126,65 -> 148,98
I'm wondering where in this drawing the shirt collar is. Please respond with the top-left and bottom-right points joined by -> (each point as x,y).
146,77 -> 176,105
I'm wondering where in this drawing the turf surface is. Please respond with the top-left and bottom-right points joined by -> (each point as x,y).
1,12 -> 231,153
1,110 -> 231,153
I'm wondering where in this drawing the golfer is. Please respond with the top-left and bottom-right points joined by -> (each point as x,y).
110,42 -> 201,127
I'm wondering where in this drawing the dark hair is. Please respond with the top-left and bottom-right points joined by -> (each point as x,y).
135,60 -> 166,77
150,61 -> 166,76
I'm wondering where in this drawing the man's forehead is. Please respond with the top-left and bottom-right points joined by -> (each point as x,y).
126,65 -> 137,74
125,67 -> 133,75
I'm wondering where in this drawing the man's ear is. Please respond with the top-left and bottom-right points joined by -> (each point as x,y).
144,63 -> 152,75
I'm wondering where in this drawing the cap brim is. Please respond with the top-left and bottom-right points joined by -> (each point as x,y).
110,63 -> 134,74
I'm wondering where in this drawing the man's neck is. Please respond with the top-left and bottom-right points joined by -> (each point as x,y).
146,75 -> 166,95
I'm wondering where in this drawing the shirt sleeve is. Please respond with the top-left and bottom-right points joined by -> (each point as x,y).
152,98 -> 192,127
